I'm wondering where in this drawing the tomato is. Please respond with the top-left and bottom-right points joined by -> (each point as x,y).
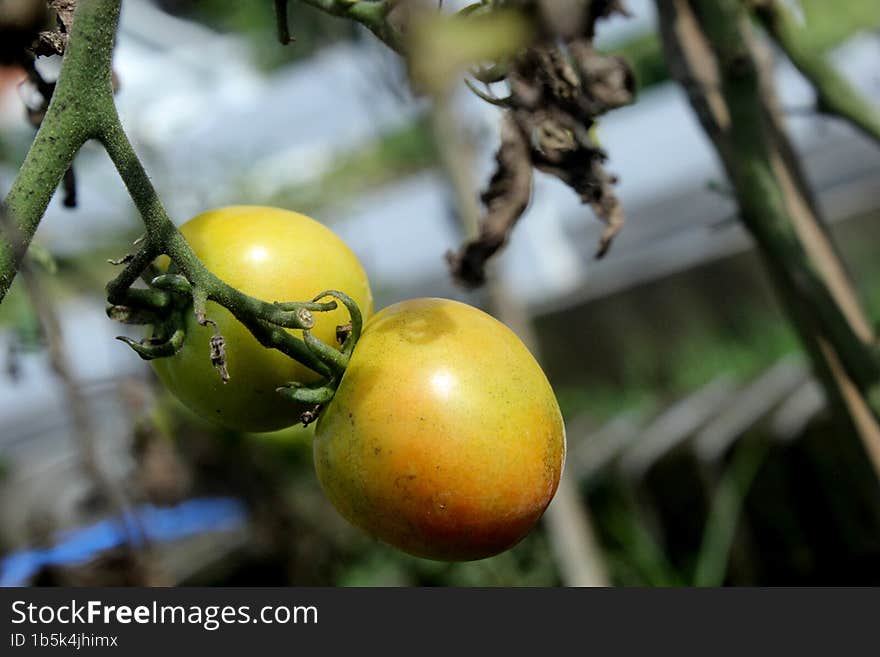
150,206 -> 373,433
313,298 -> 565,561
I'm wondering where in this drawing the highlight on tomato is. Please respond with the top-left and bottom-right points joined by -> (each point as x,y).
312,297 -> 566,561
150,205 -> 374,433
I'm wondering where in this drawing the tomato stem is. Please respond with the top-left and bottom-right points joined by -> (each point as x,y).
276,290 -> 365,418
0,0 -> 367,387
311,290 -> 364,359
115,328 -> 186,361
277,382 -> 338,406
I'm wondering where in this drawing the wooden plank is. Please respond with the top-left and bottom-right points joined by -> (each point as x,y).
568,413 -> 644,481
694,356 -> 809,463
770,379 -> 826,442
620,376 -> 736,480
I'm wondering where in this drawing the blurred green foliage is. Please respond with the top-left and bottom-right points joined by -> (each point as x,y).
555,304 -> 800,424
608,32 -> 669,92
793,0 -> 880,52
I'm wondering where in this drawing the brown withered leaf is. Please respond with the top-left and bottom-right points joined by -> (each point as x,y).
446,115 -> 533,287
446,2 -> 635,286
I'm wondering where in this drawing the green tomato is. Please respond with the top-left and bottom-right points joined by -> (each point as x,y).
151,206 -> 373,433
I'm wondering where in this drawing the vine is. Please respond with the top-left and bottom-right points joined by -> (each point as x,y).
0,0 -> 637,421
4,0 -> 878,431
0,0 -> 369,417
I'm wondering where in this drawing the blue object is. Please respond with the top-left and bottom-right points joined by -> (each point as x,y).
0,497 -> 248,586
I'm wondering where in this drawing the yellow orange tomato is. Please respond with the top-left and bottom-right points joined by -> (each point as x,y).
313,298 -> 565,561
151,206 -> 373,433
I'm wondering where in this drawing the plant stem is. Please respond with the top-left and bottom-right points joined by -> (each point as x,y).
1,0 -> 359,383
656,0 -> 880,478
0,0 -> 119,303
99,97 -> 344,374
693,0 -> 879,385
752,0 -> 880,147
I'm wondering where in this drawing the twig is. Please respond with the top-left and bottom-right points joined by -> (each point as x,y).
751,0 -> 880,147
655,0 -> 880,479
274,0 -> 295,44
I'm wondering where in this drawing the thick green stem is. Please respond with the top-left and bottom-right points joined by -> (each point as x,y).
1,0 -> 362,387
691,0 -> 880,393
0,0 -> 120,302
752,0 -> 880,147
99,119 -> 334,375
99,119 -> 177,244
658,0 -> 880,476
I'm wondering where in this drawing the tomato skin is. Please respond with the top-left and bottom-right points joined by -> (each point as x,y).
150,206 -> 373,433
314,298 -> 565,561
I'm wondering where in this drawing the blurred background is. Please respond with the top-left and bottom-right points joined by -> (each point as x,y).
0,0 -> 879,586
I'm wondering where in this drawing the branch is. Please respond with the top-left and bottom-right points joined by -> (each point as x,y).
98,120 -> 344,375
657,0 -> 880,474
750,0 -> 880,147
686,0 -> 879,390
0,0 -> 118,302
1,0 -> 359,389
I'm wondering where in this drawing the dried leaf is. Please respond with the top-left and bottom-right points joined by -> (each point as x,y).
447,116 -> 533,287
446,1 -> 635,285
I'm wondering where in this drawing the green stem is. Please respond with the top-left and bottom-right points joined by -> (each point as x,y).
692,0 -> 880,394
1,0 -> 363,387
117,287 -> 172,311
0,0 -> 120,302
106,242 -> 164,304
693,439 -> 770,587
117,328 -> 186,360
275,0 -> 293,45
752,0 -> 880,147
304,328 -> 349,373
657,0 -> 880,477
311,290 -> 363,357
277,381 -> 338,405
99,119 -> 334,375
